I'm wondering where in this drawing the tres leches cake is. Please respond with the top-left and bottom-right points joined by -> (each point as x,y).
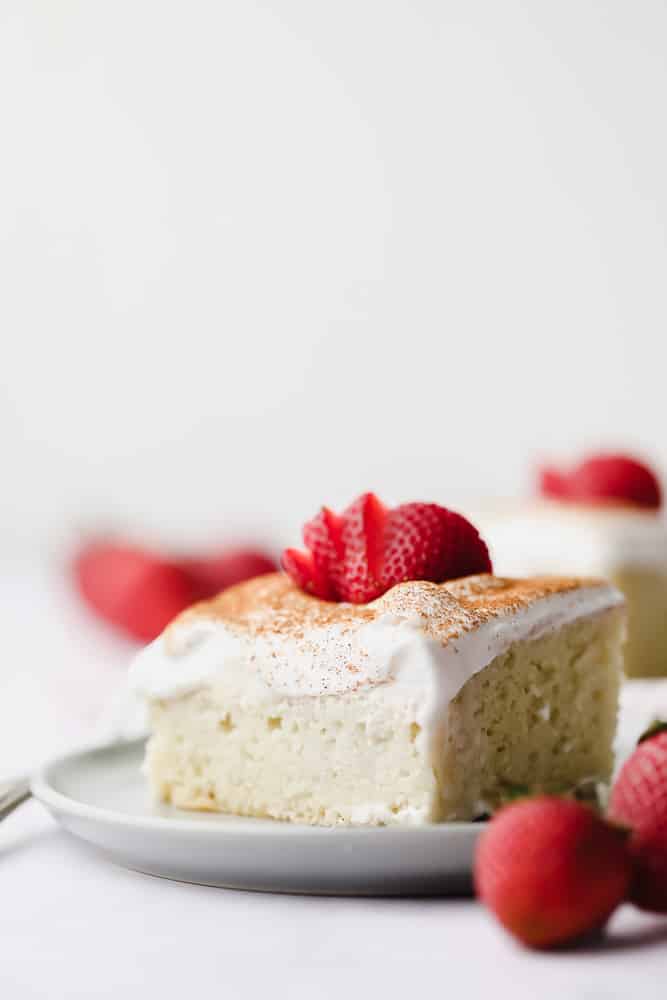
475,454 -> 667,678
130,493 -> 625,825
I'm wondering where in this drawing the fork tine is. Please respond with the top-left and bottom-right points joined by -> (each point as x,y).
0,779 -> 31,821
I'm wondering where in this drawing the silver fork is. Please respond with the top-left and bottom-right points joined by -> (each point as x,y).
0,778 -> 31,821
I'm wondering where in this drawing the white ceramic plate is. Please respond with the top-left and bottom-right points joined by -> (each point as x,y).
32,740 -> 482,896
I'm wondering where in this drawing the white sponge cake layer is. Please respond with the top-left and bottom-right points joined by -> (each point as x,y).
131,573 -> 625,825
145,611 -> 623,824
147,684 -> 436,825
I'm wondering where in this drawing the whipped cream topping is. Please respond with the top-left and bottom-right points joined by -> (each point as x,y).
474,503 -> 667,576
129,574 -> 624,734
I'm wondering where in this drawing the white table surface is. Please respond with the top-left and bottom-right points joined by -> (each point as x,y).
2,558 -> 667,999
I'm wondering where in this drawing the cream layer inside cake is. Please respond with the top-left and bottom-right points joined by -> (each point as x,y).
130,573 -> 625,825
475,503 -> 667,677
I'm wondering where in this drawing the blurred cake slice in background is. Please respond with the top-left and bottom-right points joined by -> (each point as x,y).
476,454 -> 667,678
131,499 -> 625,825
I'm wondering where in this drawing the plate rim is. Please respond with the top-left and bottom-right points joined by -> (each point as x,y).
31,738 -> 485,840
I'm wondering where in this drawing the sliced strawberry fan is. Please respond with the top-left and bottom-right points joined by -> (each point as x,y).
282,492 -> 492,603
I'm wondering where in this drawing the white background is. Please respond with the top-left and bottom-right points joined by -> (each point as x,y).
2,1 -> 667,555
2,7 -> 667,993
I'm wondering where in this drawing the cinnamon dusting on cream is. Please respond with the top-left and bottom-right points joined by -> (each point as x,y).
172,572 -> 612,650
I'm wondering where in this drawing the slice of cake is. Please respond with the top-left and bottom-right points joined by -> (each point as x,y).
130,493 -> 625,825
476,453 -> 667,678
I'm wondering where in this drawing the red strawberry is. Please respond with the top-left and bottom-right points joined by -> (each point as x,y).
338,492 -> 387,603
74,542 -> 198,642
277,548 -> 334,601
540,453 -> 661,509
180,548 -> 277,599
383,503 -> 490,586
282,493 -> 492,603
608,726 -> 667,914
474,797 -> 632,949
303,505 -> 346,596
539,466 -> 570,499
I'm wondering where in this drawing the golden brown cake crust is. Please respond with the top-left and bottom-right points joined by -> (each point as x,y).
172,572 -> 616,646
